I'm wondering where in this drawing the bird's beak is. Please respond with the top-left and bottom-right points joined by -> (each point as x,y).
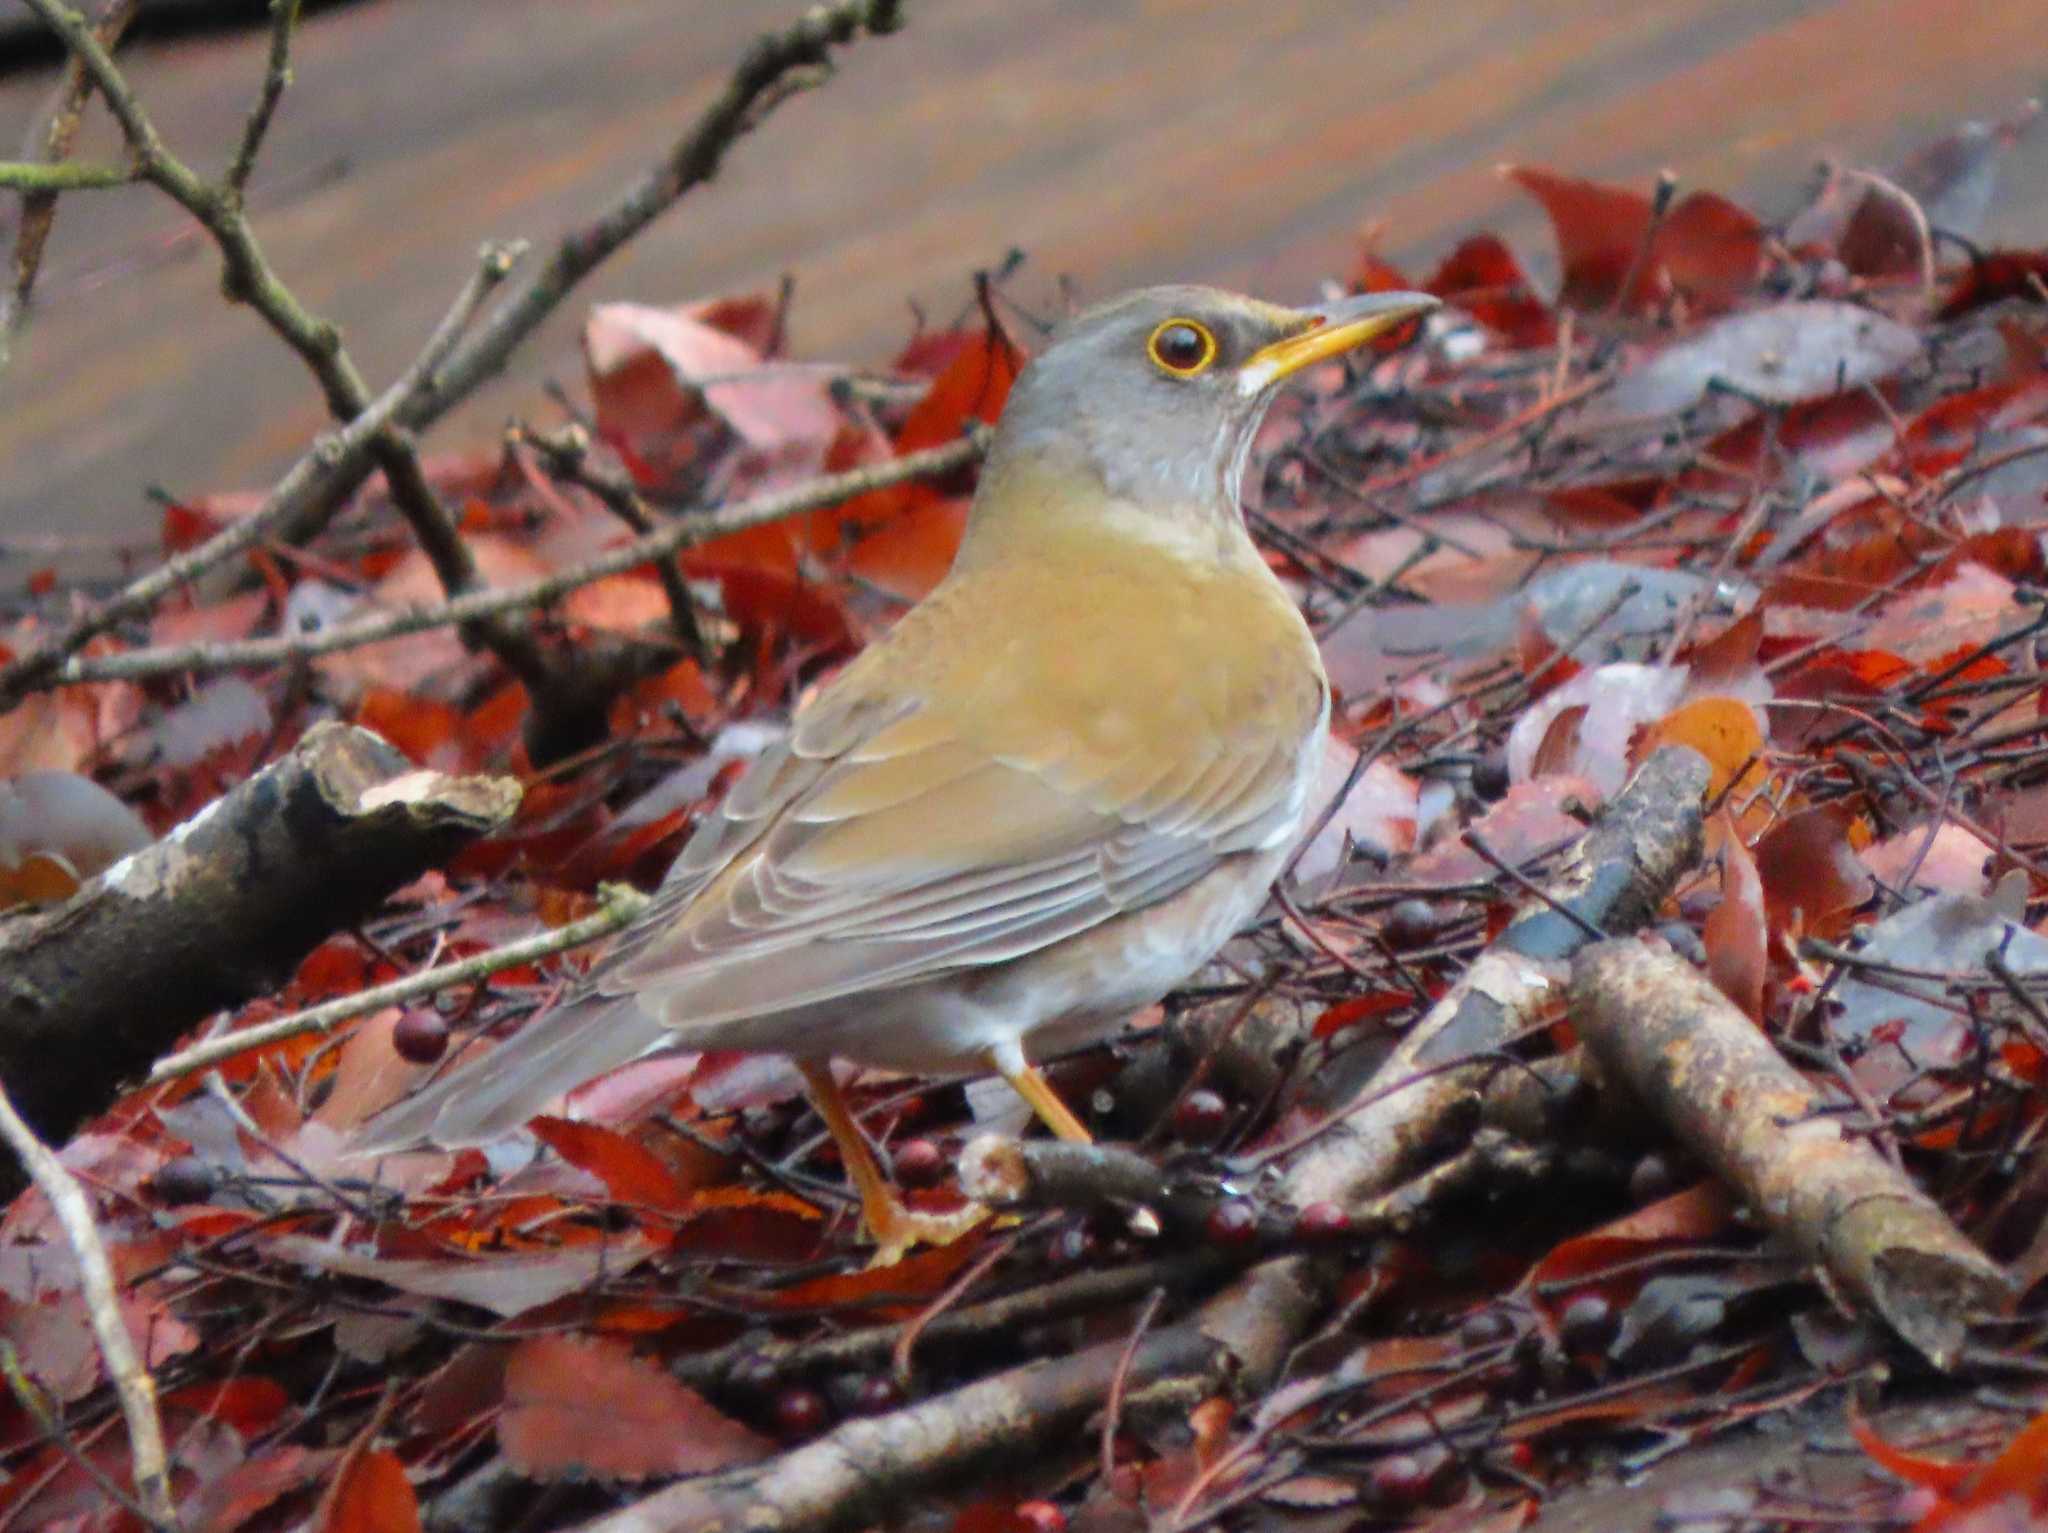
1236,291 -> 1439,395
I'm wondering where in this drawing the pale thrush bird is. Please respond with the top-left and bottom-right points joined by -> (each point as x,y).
361,285 -> 1438,1261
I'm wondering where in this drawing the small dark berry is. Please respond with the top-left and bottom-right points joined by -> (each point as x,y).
147,1156 -> 216,1207
1382,897 -> 1443,950
1628,1152 -> 1677,1204
391,1010 -> 450,1065
772,1387 -> 829,1440
1293,1201 -> 1350,1243
1368,1453 -> 1431,1508
1370,1443 -> 1452,1507
892,1138 -> 945,1189
1204,1199 -> 1259,1248
1048,1224 -> 1095,1267
1558,1291 -> 1617,1357
1012,1501 -> 1067,1533
852,1375 -> 903,1415
1173,1088 -> 1229,1146
1458,1308 -> 1515,1349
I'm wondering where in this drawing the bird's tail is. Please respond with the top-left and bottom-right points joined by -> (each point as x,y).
351,991 -> 672,1155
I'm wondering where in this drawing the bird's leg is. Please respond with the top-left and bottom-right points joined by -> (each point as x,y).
795,1060 -> 985,1267
989,1040 -> 1094,1143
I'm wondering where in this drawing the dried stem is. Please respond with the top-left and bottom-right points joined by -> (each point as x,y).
0,1078 -> 175,1527
48,436 -> 980,686
149,884 -> 650,1085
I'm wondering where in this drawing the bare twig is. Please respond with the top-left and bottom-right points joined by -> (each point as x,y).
46,437 -> 980,686
148,884 -> 650,1085
403,0 -> 907,432
0,1078 -> 175,1527
0,239 -> 525,712
0,160 -> 131,192
1,0 -> 139,372
226,0 -> 302,197
515,421 -> 707,659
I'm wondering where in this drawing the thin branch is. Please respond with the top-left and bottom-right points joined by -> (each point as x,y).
515,421 -> 707,658
0,1077 -> 175,1526
0,161 -> 132,192
403,0 -> 906,431
19,0 -> 549,694
148,884 -> 651,1085
226,0 -> 301,197
0,240 -> 527,711
2,0 -> 139,374
50,436 -> 981,687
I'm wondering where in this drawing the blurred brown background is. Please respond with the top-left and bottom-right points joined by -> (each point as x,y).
1,0 -> 2042,566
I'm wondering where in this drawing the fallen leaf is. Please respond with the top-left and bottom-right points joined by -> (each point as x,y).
499,1334 -> 771,1481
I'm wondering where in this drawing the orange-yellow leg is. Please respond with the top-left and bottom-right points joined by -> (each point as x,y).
796,1061 -> 985,1267
989,1042 -> 1094,1143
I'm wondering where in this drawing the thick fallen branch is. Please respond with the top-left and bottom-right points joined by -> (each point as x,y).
1570,937 -> 2013,1370
574,1258 -> 1323,1533
1271,745 -> 1712,1216
0,722 -> 517,1170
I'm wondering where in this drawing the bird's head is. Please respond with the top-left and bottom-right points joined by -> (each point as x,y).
966,284 -> 1438,561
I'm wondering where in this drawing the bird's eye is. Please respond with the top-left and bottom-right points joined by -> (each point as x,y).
1146,318 -> 1218,377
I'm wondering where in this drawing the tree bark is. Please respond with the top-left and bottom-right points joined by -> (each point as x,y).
0,721 -> 518,1173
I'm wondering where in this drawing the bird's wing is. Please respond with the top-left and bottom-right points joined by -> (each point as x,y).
595,557 -> 1328,1026
356,556 -> 1323,1151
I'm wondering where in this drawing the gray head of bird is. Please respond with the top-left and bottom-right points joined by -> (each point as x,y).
972,284 -> 1439,540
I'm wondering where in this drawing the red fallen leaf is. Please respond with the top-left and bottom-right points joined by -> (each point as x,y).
1851,1403 -> 1976,1499
1427,233 -> 1557,348
1838,177 -> 1932,282
843,313 -> 1023,601
529,1117 -> 696,1217
499,1334 -> 771,1482
355,689 -> 462,769
745,1236 -> 984,1315
159,1376 -> 291,1436
189,1445 -> 340,1533
1522,1181 -> 1734,1294
1941,249 -> 2048,320
1346,245 -> 1414,296
161,499 -> 220,553
1528,704 -> 1585,780
1753,805 -> 1873,939
692,287 -> 786,355
584,300 -> 842,474
314,1449 -> 421,1533
1314,991 -> 1414,1040
1703,816 -> 1766,1023
1504,165 -> 1763,314
678,558 -> 853,657
1684,611 -> 1763,692
24,567 -> 54,597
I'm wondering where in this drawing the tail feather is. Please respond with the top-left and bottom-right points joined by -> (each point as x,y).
353,993 -> 672,1155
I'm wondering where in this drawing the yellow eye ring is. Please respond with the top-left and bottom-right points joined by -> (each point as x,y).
1146,318 -> 1218,377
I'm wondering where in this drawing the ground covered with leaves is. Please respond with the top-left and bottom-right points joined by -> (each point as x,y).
6,100 -> 2048,1533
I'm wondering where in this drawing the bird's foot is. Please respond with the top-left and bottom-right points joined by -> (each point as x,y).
863,1199 -> 989,1269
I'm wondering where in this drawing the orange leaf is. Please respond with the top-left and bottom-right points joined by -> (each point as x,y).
1636,696 -> 1765,810
1524,1182 -> 1734,1293
315,1450 -> 422,1533
1850,1401 -> 1973,1497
